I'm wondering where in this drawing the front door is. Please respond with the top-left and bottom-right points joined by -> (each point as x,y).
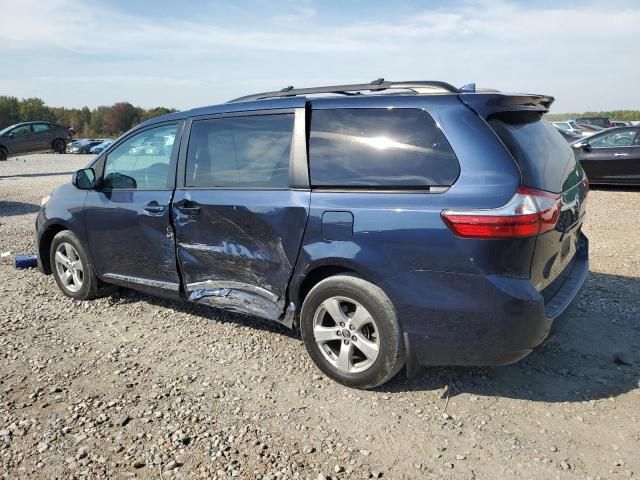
579,128 -> 640,183
173,109 -> 310,320
6,124 -> 33,154
83,122 -> 183,296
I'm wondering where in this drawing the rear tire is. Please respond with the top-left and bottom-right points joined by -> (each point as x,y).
300,275 -> 405,389
0,147 -> 7,161
50,230 -> 101,300
52,139 -> 66,154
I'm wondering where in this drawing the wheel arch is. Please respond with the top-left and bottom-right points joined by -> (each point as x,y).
38,223 -> 70,274
294,259 -> 384,318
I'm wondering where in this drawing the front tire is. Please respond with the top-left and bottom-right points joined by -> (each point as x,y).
0,147 -> 7,161
50,230 -> 100,300
300,275 -> 405,389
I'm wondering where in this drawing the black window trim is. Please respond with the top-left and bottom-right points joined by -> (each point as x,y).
307,106 -> 459,192
92,120 -> 184,192
176,108 -> 309,191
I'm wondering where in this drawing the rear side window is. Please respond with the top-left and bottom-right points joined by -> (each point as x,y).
309,108 -> 459,188
186,114 -> 293,188
32,123 -> 50,132
488,112 -> 577,193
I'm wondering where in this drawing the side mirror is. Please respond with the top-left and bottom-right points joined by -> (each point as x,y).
582,143 -> 592,152
7,133 -> 14,139
72,168 -> 96,189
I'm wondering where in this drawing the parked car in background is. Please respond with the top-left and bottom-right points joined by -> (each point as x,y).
576,117 -> 611,129
578,124 -> 605,137
67,139 -> 104,154
0,121 -> 72,160
36,79 -> 589,389
89,140 -> 114,154
611,120 -> 632,127
552,120 -> 582,135
556,127 -> 583,143
572,126 -> 640,185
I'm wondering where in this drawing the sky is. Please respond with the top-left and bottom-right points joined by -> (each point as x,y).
1,0 -> 639,113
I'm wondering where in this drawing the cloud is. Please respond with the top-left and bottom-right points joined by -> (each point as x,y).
1,0 -> 639,112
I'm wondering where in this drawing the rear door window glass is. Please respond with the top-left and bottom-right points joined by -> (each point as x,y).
309,108 -> 459,188
32,124 -> 50,132
185,114 -> 293,188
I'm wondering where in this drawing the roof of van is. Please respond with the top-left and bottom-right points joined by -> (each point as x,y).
138,79 -> 554,128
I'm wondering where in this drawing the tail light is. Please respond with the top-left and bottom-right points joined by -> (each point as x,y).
441,187 -> 562,239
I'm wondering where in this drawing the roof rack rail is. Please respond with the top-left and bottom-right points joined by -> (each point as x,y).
227,78 -> 461,103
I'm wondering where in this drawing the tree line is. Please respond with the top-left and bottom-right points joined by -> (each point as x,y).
546,110 -> 640,122
0,96 -> 177,138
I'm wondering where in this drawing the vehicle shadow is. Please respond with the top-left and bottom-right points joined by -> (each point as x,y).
111,288 -> 300,340
0,201 -> 41,216
382,271 -> 640,403
108,271 -> 639,403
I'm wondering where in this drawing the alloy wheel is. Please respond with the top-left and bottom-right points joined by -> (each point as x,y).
312,296 -> 380,373
54,242 -> 84,293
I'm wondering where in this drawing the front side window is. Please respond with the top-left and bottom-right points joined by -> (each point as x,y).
185,114 -> 293,188
589,129 -> 638,148
555,122 -> 569,130
32,124 -> 50,133
10,125 -> 31,136
103,124 -> 178,190
309,108 -> 459,188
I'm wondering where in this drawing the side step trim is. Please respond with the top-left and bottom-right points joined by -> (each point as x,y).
102,273 -> 180,291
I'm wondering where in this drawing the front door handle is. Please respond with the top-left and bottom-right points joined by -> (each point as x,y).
613,153 -> 629,157
143,202 -> 166,214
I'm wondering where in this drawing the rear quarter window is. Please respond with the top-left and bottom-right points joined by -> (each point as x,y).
309,108 -> 459,188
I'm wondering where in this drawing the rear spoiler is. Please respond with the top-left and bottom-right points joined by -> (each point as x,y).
459,93 -> 554,118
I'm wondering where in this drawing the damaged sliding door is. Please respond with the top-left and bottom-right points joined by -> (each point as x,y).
173,107 -> 310,321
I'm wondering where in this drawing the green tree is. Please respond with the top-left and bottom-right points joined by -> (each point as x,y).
103,102 -> 140,136
19,97 -> 53,122
0,96 -> 177,136
0,96 -> 21,128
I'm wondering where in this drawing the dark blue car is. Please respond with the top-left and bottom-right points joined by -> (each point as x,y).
36,80 -> 589,389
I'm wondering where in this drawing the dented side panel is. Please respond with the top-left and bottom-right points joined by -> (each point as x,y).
173,189 -> 310,320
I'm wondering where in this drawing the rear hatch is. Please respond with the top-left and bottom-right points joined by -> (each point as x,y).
461,94 -> 588,291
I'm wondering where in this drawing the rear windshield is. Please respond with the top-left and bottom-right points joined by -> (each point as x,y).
309,108 -> 460,188
488,112 -> 578,193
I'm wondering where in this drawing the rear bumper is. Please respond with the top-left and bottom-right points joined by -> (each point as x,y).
383,234 -> 589,375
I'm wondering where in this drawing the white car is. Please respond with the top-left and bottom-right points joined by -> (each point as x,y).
552,121 -> 583,135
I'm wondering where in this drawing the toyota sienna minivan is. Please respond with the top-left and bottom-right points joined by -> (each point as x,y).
36,80 -> 589,389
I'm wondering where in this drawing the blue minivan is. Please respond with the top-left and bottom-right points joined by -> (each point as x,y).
36,80 -> 589,389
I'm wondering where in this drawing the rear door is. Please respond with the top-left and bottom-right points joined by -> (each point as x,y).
486,112 -> 588,290
173,108 -> 309,321
31,123 -> 53,149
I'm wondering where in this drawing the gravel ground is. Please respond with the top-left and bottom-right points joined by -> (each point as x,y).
1,154 -> 639,480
